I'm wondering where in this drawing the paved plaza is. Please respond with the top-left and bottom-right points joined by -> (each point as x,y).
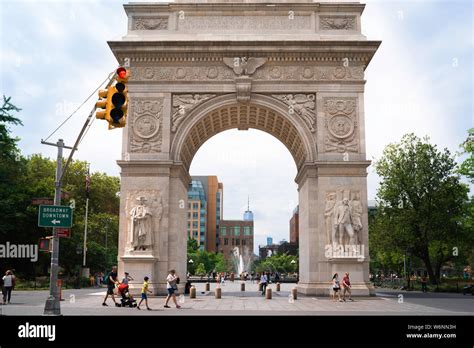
1,281 -> 473,316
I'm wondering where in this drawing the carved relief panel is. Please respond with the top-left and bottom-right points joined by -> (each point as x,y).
129,99 -> 163,153
171,94 -> 216,132
323,98 -> 359,153
324,189 -> 364,258
124,190 -> 164,255
272,94 -> 316,133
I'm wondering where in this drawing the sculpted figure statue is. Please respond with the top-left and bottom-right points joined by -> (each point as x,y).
130,197 -> 153,250
334,198 -> 356,248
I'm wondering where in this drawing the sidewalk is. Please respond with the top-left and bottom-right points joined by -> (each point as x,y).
1,281 -> 472,316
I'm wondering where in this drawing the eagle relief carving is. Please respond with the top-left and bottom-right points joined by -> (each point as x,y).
223,57 -> 267,76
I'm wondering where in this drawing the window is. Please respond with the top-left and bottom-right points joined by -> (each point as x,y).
236,238 -> 240,246
220,227 -> 227,236
193,212 -> 198,219
244,226 -> 252,235
231,238 -> 235,245
192,221 -> 198,228
187,222 -> 191,228
188,203 -> 191,209
233,226 -> 240,236
242,239 -> 246,246
224,238 -> 228,246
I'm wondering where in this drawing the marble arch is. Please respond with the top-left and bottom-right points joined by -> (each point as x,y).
109,0 -> 380,296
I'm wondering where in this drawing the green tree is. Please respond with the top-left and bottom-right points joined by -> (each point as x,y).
195,263 -> 206,276
374,134 -> 471,285
458,128 -> 474,183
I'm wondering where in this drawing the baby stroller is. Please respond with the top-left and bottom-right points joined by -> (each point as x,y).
118,283 -> 137,307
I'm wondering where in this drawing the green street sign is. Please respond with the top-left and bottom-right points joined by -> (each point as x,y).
38,205 -> 73,228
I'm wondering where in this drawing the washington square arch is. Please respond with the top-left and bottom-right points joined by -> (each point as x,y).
109,0 -> 380,296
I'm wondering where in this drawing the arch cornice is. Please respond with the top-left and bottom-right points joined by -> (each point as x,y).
170,93 -> 316,171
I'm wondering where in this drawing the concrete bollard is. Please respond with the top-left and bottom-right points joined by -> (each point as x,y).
258,283 -> 263,292
205,282 -> 210,291
215,287 -> 222,299
190,286 -> 196,299
291,287 -> 297,300
276,282 -> 280,292
241,282 -> 245,291
265,287 -> 272,299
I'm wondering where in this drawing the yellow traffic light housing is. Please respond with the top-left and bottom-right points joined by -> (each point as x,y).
95,66 -> 131,129
95,88 -> 112,121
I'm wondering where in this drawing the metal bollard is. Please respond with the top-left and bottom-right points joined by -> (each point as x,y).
276,282 -> 280,292
215,287 -> 222,299
241,282 -> 245,291
265,287 -> 272,299
258,283 -> 263,292
205,282 -> 210,291
291,287 -> 297,300
190,286 -> 196,299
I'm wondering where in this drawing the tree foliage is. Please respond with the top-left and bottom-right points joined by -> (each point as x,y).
0,96 -> 120,279
252,253 -> 298,274
373,134 -> 472,284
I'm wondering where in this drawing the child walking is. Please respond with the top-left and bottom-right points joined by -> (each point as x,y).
137,276 -> 152,310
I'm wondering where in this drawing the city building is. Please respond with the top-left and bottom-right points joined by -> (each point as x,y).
187,180 -> 207,250
259,243 -> 279,259
289,205 -> 299,244
218,205 -> 254,265
187,176 -> 223,252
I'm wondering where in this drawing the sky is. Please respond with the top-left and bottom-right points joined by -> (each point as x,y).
1,0 -> 472,251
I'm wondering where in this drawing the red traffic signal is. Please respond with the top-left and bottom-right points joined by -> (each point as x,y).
117,67 -> 127,79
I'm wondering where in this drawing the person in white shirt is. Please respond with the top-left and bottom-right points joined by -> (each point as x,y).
164,269 -> 181,309
2,270 -> 15,304
122,272 -> 133,285
260,272 -> 268,295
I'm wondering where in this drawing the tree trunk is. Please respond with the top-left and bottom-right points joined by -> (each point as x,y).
422,257 -> 438,285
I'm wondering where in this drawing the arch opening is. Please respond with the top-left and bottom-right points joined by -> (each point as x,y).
172,95 -> 313,172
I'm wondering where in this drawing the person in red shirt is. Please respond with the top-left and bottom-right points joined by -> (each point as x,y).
342,272 -> 353,302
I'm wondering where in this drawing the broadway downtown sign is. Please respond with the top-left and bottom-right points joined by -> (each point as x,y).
38,205 -> 73,228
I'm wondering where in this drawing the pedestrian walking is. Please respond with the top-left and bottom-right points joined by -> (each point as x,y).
332,273 -> 342,302
137,276 -> 152,310
342,272 -> 353,301
421,274 -> 428,293
260,271 -> 268,295
220,272 -> 225,285
164,269 -> 181,309
102,266 -> 120,307
2,270 -> 15,304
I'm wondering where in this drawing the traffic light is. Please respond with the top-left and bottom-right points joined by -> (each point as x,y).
109,67 -> 129,129
39,237 -> 53,252
95,88 -> 111,121
95,66 -> 130,129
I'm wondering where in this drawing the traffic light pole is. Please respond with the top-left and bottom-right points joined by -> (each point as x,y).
42,139 -> 74,315
41,71 -> 115,315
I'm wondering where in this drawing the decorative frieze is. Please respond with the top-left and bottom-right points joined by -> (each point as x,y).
130,65 -> 364,82
133,17 -> 168,30
129,99 -> 163,153
323,98 -> 359,153
319,16 -> 356,30
272,94 -> 316,133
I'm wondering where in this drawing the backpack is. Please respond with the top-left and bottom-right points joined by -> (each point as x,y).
103,272 -> 111,284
